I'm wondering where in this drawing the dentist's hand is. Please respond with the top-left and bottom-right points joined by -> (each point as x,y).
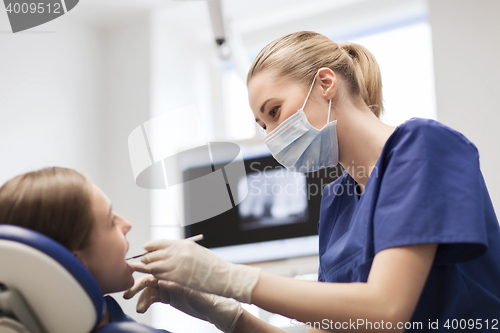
128,239 -> 261,304
123,275 -> 243,333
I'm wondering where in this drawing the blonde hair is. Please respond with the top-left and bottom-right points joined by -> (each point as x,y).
247,31 -> 383,117
0,167 -> 94,251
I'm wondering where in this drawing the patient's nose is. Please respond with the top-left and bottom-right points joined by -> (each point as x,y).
123,219 -> 132,234
117,214 -> 132,234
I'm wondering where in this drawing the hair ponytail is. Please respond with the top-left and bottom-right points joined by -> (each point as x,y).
248,31 -> 384,118
339,42 -> 383,117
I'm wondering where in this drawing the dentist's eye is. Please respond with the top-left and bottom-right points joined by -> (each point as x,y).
269,106 -> 280,118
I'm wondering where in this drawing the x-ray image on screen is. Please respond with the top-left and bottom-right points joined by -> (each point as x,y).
237,169 -> 309,231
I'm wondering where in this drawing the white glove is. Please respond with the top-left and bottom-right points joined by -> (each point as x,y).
129,239 -> 261,304
123,274 -> 243,333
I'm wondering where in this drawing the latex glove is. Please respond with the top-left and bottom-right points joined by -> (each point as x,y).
123,274 -> 243,333
129,239 -> 261,304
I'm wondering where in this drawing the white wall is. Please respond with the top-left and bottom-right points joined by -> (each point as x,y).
147,5 -> 225,332
0,9 -> 103,186
428,0 -> 500,212
96,13 -> 153,326
0,8 -> 154,327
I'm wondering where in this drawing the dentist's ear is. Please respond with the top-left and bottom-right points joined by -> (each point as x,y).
317,67 -> 338,101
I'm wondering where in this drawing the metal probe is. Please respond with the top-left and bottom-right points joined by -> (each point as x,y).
126,234 -> 204,261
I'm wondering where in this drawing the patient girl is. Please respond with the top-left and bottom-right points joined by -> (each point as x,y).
0,167 -> 161,330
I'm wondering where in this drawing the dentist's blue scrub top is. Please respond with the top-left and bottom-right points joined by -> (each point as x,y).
318,118 -> 500,331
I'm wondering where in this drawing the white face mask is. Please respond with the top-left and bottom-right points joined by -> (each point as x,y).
264,75 -> 339,173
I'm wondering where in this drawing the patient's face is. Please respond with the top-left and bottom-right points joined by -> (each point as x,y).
76,185 -> 134,294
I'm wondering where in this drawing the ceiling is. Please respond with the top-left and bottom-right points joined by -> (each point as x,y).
70,0 -> 426,56
73,0 -> 367,31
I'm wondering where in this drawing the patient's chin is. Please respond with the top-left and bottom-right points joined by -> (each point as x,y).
101,267 -> 135,294
123,266 -> 135,289
125,279 -> 134,291
104,276 -> 134,294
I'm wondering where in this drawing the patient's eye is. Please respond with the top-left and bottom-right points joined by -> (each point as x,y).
111,215 -> 116,226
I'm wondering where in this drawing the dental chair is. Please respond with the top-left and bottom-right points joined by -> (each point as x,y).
0,225 -> 158,333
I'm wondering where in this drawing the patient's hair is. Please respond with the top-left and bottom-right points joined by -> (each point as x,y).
0,167 -> 94,251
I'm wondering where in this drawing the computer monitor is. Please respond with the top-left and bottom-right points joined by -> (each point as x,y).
183,151 -> 341,263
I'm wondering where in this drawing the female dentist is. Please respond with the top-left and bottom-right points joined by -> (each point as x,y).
125,31 -> 500,332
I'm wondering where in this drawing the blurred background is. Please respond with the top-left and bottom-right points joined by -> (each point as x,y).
0,0 -> 499,332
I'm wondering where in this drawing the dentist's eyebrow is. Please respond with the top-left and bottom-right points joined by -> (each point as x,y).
260,98 -> 272,113
108,205 -> 113,218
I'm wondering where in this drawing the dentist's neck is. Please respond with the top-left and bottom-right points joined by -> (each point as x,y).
335,99 -> 396,190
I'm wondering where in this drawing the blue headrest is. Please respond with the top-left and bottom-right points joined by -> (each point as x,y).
0,224 -> 103,332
